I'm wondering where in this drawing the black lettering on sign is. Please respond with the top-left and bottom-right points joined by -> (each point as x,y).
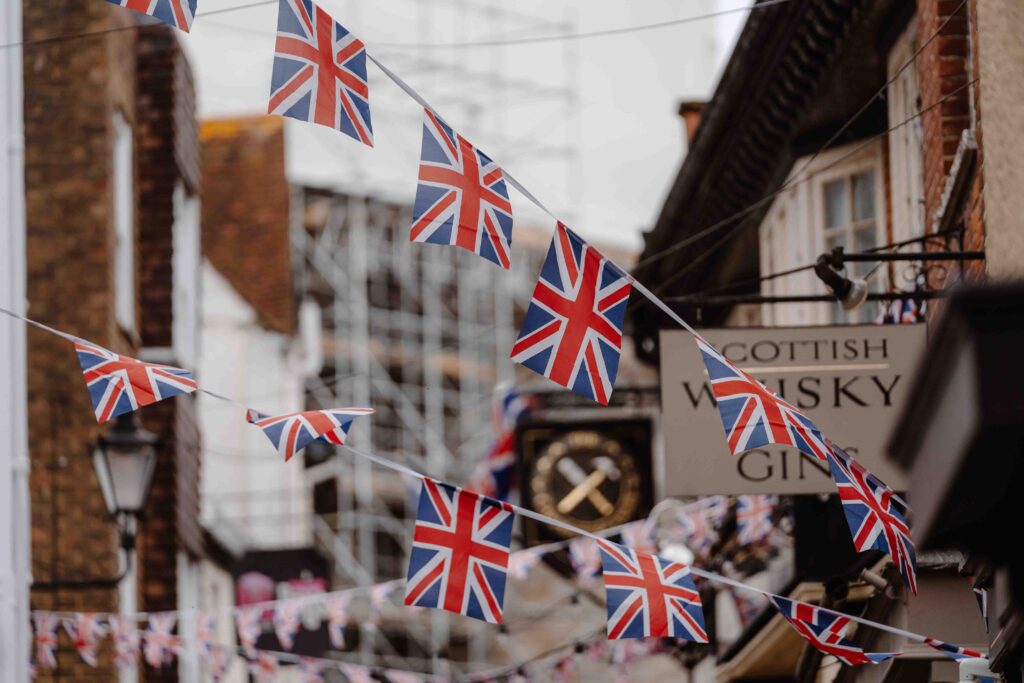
797,451 -> 831,480
681,381 -> 716,408
833,376 -> 867,407
864,337 -> 889,360
871,375 -> 900,406
737,450 -> 772,482
796,376 -> 821,410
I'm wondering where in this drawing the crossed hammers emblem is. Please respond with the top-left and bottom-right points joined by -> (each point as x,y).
555,455 -> 622,516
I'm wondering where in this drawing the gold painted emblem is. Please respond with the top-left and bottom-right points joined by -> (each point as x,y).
529,430 -> 641,536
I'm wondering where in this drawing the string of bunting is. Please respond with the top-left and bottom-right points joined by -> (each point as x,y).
4,0 -> 986,676
3,304 -> 985,674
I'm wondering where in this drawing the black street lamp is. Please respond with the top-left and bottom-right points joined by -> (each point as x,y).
93,412 -> 158,530
33,411 -> 158,590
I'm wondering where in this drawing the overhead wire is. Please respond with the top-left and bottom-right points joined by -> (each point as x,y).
634,0 -> 972,277
648,77 -> 979,297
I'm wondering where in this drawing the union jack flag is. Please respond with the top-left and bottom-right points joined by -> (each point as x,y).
268,0 -> 373,145
507,548 -> 544,580
206,645 -> 235,683
694,334 -> 830,460
235,605 -> 263,658
246,407 -> 374,462
251,651 -> 279,682
620,520 -> 658,556
274,599 -> 302,650
597,541 -> 708,642
701,495 -> 731,527
194,610 -> 216,657
106,0 -> 196,32
971,576 -> 989,632
410,109 -> 513,268
673,505 -> 716,558
74,339 -> 197,423
736,495 -> 776,545
33,613 -> 60,670
404,479 -> 515,623
325,594 -> 349,648
65,613 -> 107,667
109,614 -> 140,670
826,444 -> 917,594
768,595 -> 896,665
924,637 -> 985,661
468,384 -> 532,501
299,657 -> 325,683
144,613 -> 180,668
568,537 -> 601,581
511,223 -> 632,404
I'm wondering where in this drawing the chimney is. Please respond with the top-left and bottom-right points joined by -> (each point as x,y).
678,100 -> 705,144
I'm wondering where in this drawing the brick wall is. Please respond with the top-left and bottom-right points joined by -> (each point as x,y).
917,0 -> 986,315
134,26 -> 202,683
200,116 -> 295,335
24,2 -> 138,681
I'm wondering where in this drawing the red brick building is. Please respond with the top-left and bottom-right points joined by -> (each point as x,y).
24,3 -> 202,680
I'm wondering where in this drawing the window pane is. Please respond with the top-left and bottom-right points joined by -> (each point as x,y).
854,224 -> 877,252
824,179 -> 848,228
827,233 -> 847,253
853,170 -> 876,220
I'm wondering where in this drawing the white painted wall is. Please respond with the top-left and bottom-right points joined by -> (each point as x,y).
0,0 -> 31,679
198,263 -> 311,548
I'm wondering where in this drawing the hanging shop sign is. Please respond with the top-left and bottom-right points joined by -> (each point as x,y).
659,324 -> 925,495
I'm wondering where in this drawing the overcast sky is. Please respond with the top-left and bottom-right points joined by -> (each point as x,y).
185,0 -> 749,250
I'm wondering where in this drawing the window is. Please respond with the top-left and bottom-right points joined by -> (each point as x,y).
112,112 -> 135,333
887,23 -> 925,286
172,183 -> 200,367
821,168 -> 881,323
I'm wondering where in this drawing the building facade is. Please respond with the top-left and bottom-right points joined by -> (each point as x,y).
632,0 -> 1022,680
23,3 -> 204,681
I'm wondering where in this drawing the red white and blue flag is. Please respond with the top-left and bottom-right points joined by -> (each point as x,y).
143,613 -> 180,668
596,541 -> 708,641
568,537 -> 602,582
74,339 -> 197,423
767,595 -> 897,666
410,109 -> 514,268
246,407 -> 374,462
404,479 -> 515,624
299,657 -> 325,683
109,614 -> 140,670
251,651 -> 280,683
236,606 -> 263,658
65,613 -> 107,667
694,334 -> 830,460
924,637 -> 985,661
826,443 -> 917,594
194,610 -> 216,657
268,0 -> 373,145
673,505 -> 716,558
33,613 -> 60,670
106,0 -> 196,32
206,645 -> 235,683
325,594 -> 349,648
274,600 -> 302,650
736,495 -> 776,545
468,384 -> 531,501
511,223 -> 631,404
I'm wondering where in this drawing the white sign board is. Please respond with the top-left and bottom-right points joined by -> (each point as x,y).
659,325 -> 924,495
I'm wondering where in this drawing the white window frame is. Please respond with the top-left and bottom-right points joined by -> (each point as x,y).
810,144 -> 886,324
887,22 -> 926,284
172,182 -> 201,368
112,111 -> 135,334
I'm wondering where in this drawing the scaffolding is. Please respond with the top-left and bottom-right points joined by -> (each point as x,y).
288,1 -> 580,674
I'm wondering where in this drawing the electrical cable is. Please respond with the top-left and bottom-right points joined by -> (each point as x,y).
372,0 -> 795,49
646,78 -> 979,296
634,0 -> 972,275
